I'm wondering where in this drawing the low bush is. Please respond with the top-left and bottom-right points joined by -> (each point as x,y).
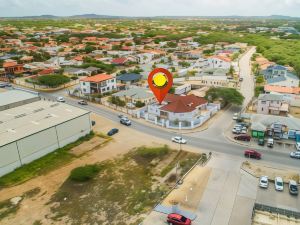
69,164 -> 102,182
136,145 -> 170,160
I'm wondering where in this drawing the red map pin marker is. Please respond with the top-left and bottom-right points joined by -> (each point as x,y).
148,68 -> 173,104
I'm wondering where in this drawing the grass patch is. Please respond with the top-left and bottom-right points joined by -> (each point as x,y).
69,164 -> 102,182
0,199 -> 20,221
0,131 -> 95,188
49,146 -> 203,224
136,145 -> 170,159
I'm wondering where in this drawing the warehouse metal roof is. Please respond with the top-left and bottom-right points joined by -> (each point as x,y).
0,90 -> 39,107
0,100 -> 90,146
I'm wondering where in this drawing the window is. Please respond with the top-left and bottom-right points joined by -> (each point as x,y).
82,82 -> 86,86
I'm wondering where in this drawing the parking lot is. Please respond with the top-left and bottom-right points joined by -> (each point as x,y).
256,182 -> 300,212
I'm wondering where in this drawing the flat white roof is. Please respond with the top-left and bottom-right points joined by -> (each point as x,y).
0,100 -> 90,146
0,90 -> 39,107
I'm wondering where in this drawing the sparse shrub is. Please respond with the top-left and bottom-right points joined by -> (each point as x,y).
69,164 -> 101,182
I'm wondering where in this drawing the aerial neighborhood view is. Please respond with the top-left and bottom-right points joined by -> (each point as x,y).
1,0 -> 300,225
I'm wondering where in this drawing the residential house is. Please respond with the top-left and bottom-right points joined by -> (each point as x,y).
261,65 -> 299,88
112,87 -> 155,105
146,94 -> 220,129
207,56 -> 231,69
80,74 -> 117,95
257,94 -> 289,116
116,73 -> 142,85
3,61 -> 24,75
112,57 -> 129,65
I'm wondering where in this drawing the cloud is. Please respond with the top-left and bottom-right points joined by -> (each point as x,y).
0,0 -> 300,17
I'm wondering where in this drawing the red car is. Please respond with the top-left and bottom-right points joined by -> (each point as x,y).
234,135 -> 251,142
167,213 -> 191,225
244,149 -> 261,159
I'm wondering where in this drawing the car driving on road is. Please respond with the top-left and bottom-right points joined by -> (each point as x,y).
275,177 -> 284,191
290,151 -> 300,159
78,100 -> 88,105
167,213 -> 191,225
120,117 -> 131,126
56,96 -> 65,102
171,136 -> 187,144
259,176 -> 268,188
244,149 -> 261,159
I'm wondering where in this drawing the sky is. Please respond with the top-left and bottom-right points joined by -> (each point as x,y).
1,0 -> 300,17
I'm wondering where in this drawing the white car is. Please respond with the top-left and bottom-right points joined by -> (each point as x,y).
275,177 -> 284,191
232,113 -> 238,120
296,142 -> 300,151
259,176 -> 269,188
171,136 -> 187,144
56,96 -> 65,102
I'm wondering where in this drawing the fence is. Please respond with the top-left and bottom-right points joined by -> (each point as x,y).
14,79 -> 79,91
253,203 -> 300,219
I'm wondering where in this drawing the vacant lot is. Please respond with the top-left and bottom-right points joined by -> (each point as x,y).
49,146 -> 202,225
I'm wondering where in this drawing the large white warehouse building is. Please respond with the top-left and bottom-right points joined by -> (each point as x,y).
0,90 -> 92,177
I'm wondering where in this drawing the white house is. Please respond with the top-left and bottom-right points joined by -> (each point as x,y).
207,56 -> 231,69
80,74 -> 117,95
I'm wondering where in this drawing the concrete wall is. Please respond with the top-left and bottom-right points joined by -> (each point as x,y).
0,113 -> 91,177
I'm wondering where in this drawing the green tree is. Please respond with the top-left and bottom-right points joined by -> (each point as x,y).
135,101 -> 145,108
205,87 -> 244,106
256,75 -> 265,84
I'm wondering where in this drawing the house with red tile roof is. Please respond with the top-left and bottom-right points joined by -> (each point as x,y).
3,61 -> 24,75
111,57 -> 128,65
79,74 -> 117,95
146,94 -> 220,129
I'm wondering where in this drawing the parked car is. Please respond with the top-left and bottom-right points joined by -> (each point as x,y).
167,213 -> 191,225
239,77 -> 244,82
290,151 -> 300,159
91,121 -> 96,126
244,149 -> 261,159
232,127 -> 241,134
232,113 -> 239,120
259,176 -> 269,188
275,177 -> 284,191
56,96 -> 65,102
241,127 -> 248,134
267,138 -> 274,148
107,128 -> 119,136
258,138 -> 265,146
120,117 -> 131,126
5,83 -> 12,87
172,136 -> 187,144
0,83 -> 6,88
289,180 -> 298,195
237,122 -> 250,128
234,135 -> 251,142
78,100 -> 88,105
296,142 -> 300,151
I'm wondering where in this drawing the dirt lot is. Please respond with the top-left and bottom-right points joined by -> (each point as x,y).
163,166 -> 211,211
290,107 -> 300,119
0,113 -> 204,225
242,161 -> 300,182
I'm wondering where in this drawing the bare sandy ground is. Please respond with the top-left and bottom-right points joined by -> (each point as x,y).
0,113 -> 204,225
163,166 -> 212,211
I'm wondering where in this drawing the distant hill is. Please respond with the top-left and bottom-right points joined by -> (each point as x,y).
0,14 -> 299,20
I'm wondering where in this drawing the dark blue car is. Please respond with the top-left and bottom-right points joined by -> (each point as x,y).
107,128 -> 119,136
